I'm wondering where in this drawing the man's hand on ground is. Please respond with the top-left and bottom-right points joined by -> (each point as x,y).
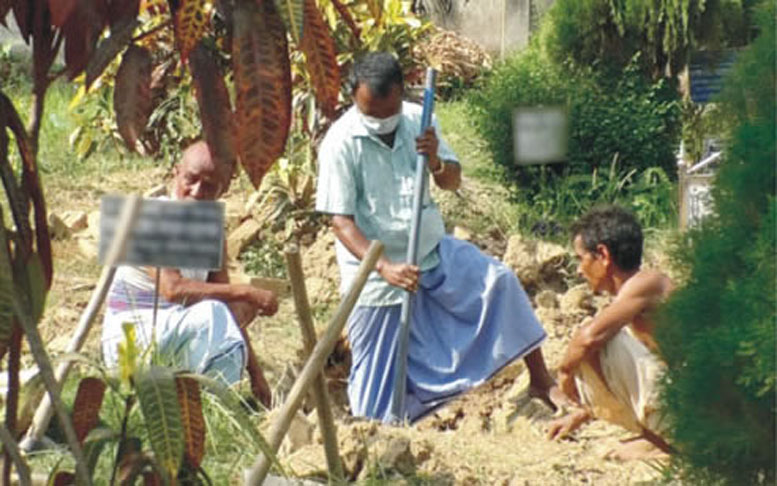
546,408 -> 591,441
377,261 -> 420,292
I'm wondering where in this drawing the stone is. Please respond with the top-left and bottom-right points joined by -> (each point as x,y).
47,212 -> 70,240
452,226 -> 473,241
559,283 -> 594,316
534,289 -> 558,309
86,210 -> 101,240
535,307 -> 562,328
143,183 -> 167,198
60,210 -> 88,232
227,218 -> 262,260
502,234 -> 539,287
77,237 -> 99,260
367,437 -> 416,478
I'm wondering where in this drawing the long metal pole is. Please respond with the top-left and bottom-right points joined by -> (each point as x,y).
388,69 -> 437,423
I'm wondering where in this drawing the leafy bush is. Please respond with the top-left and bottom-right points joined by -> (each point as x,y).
655,4 -> 776,483
468,48 -> 680,230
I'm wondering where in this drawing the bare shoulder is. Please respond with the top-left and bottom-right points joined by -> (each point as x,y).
619,269 -> 674,301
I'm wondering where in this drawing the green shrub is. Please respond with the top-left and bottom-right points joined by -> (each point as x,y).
655,4 -> 776,483
468,49 -> 680,231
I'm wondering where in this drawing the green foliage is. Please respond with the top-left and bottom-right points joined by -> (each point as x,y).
655,4 -> 776,483
468,49 -> 680,231
538,0 -> 763,76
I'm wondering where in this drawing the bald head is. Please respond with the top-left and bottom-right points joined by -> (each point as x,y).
173,141 -> 224,200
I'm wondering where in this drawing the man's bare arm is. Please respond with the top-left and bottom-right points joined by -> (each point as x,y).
331,214 -> 418,292
559,272 -> 667,374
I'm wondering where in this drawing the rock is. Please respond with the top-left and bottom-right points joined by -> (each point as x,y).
535,241 -> 567,269
227,218 -> 262,260
77,237 -> 99,261
453,226 -> 473,241
534,290 -> 558,309
559,283 -> 594,316
60,210 -> 88,232
86,210 -> 101,240
283,411 -> 315,454
47,213 -> 70,240
144,183 -> 167,198
502,234 -> 539,287
535,307 -> 562,328
369,437 -> 416,477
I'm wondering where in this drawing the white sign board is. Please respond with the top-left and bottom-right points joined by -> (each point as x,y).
513,106 -> 568,165
682,174 -> 715,229
99,196 -> 224,270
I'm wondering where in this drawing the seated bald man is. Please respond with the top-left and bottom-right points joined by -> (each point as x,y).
101,141 -> 277,407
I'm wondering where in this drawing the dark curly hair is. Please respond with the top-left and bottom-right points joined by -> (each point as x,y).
570,205 -> 643,271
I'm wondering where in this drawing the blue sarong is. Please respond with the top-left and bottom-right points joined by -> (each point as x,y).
347,236 -> 546,423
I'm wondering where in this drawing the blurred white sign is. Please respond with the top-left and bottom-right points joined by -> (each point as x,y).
513,106 -> 568,165
99,196 -> 224,270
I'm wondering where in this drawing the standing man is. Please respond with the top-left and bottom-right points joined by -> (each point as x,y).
101,141 -> 277,407
316,52 -> 557,423
548,205 -> 673,460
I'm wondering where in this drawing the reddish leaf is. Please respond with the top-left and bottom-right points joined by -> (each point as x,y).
300,0 -> 339,118
0,0 -> 11,27
108,0 -> 140,26
114,45 -> 153,153
233,0 -> 292,188
174,0 -> 209,62
48,0 -> 79,26
63,0 -> 109,79
11,0 -> 31,42
51,471 -> 76,486
85,18 -> 140,89
143,472 -> 162,485
175,376 -> 206,469
71,377 -> 106,443
189,42 -> 237,189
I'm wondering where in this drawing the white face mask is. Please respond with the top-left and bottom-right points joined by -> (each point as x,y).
358,109 -> 401,135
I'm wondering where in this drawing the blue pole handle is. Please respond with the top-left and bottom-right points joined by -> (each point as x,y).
389,68 -> 437,423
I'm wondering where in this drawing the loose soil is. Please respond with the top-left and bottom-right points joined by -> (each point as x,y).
27,167 -> 670,485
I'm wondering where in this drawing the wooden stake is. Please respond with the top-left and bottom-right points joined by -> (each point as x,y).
20,195 -> 142,452
284,245 -> 344,483
245,241 -> 384,485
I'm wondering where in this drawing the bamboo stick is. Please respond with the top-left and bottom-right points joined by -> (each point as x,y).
245,241 -> 384,485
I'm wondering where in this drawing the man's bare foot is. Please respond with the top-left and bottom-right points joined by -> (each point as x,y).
604,437 -> 669,461
546,409 -> 591,440
528,383 -> 565,412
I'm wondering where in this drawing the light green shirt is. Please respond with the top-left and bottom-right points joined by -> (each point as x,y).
316,101 -> 459,306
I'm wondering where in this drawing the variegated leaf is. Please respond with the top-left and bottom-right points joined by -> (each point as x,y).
189,42 -> 237,189
85,18 -> 140,89
114,45 -> 153,153
63,0 -> 110,78
11,0 -> 30,42
273,0 -> 304,43
0,0 -> 11,27
49,0 -> 79,26
174,0 -> 210,62
300,0 -> 339,118
71,377 -> 107,443
108,0 -> 141,26
135,366 -> 184,482
0,211 -> 14,346
233,0 -> 292,188
175,376 -> 205,469
181,373 -> 282,470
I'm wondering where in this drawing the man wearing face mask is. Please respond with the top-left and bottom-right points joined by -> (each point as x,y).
316,52 -> 559,423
